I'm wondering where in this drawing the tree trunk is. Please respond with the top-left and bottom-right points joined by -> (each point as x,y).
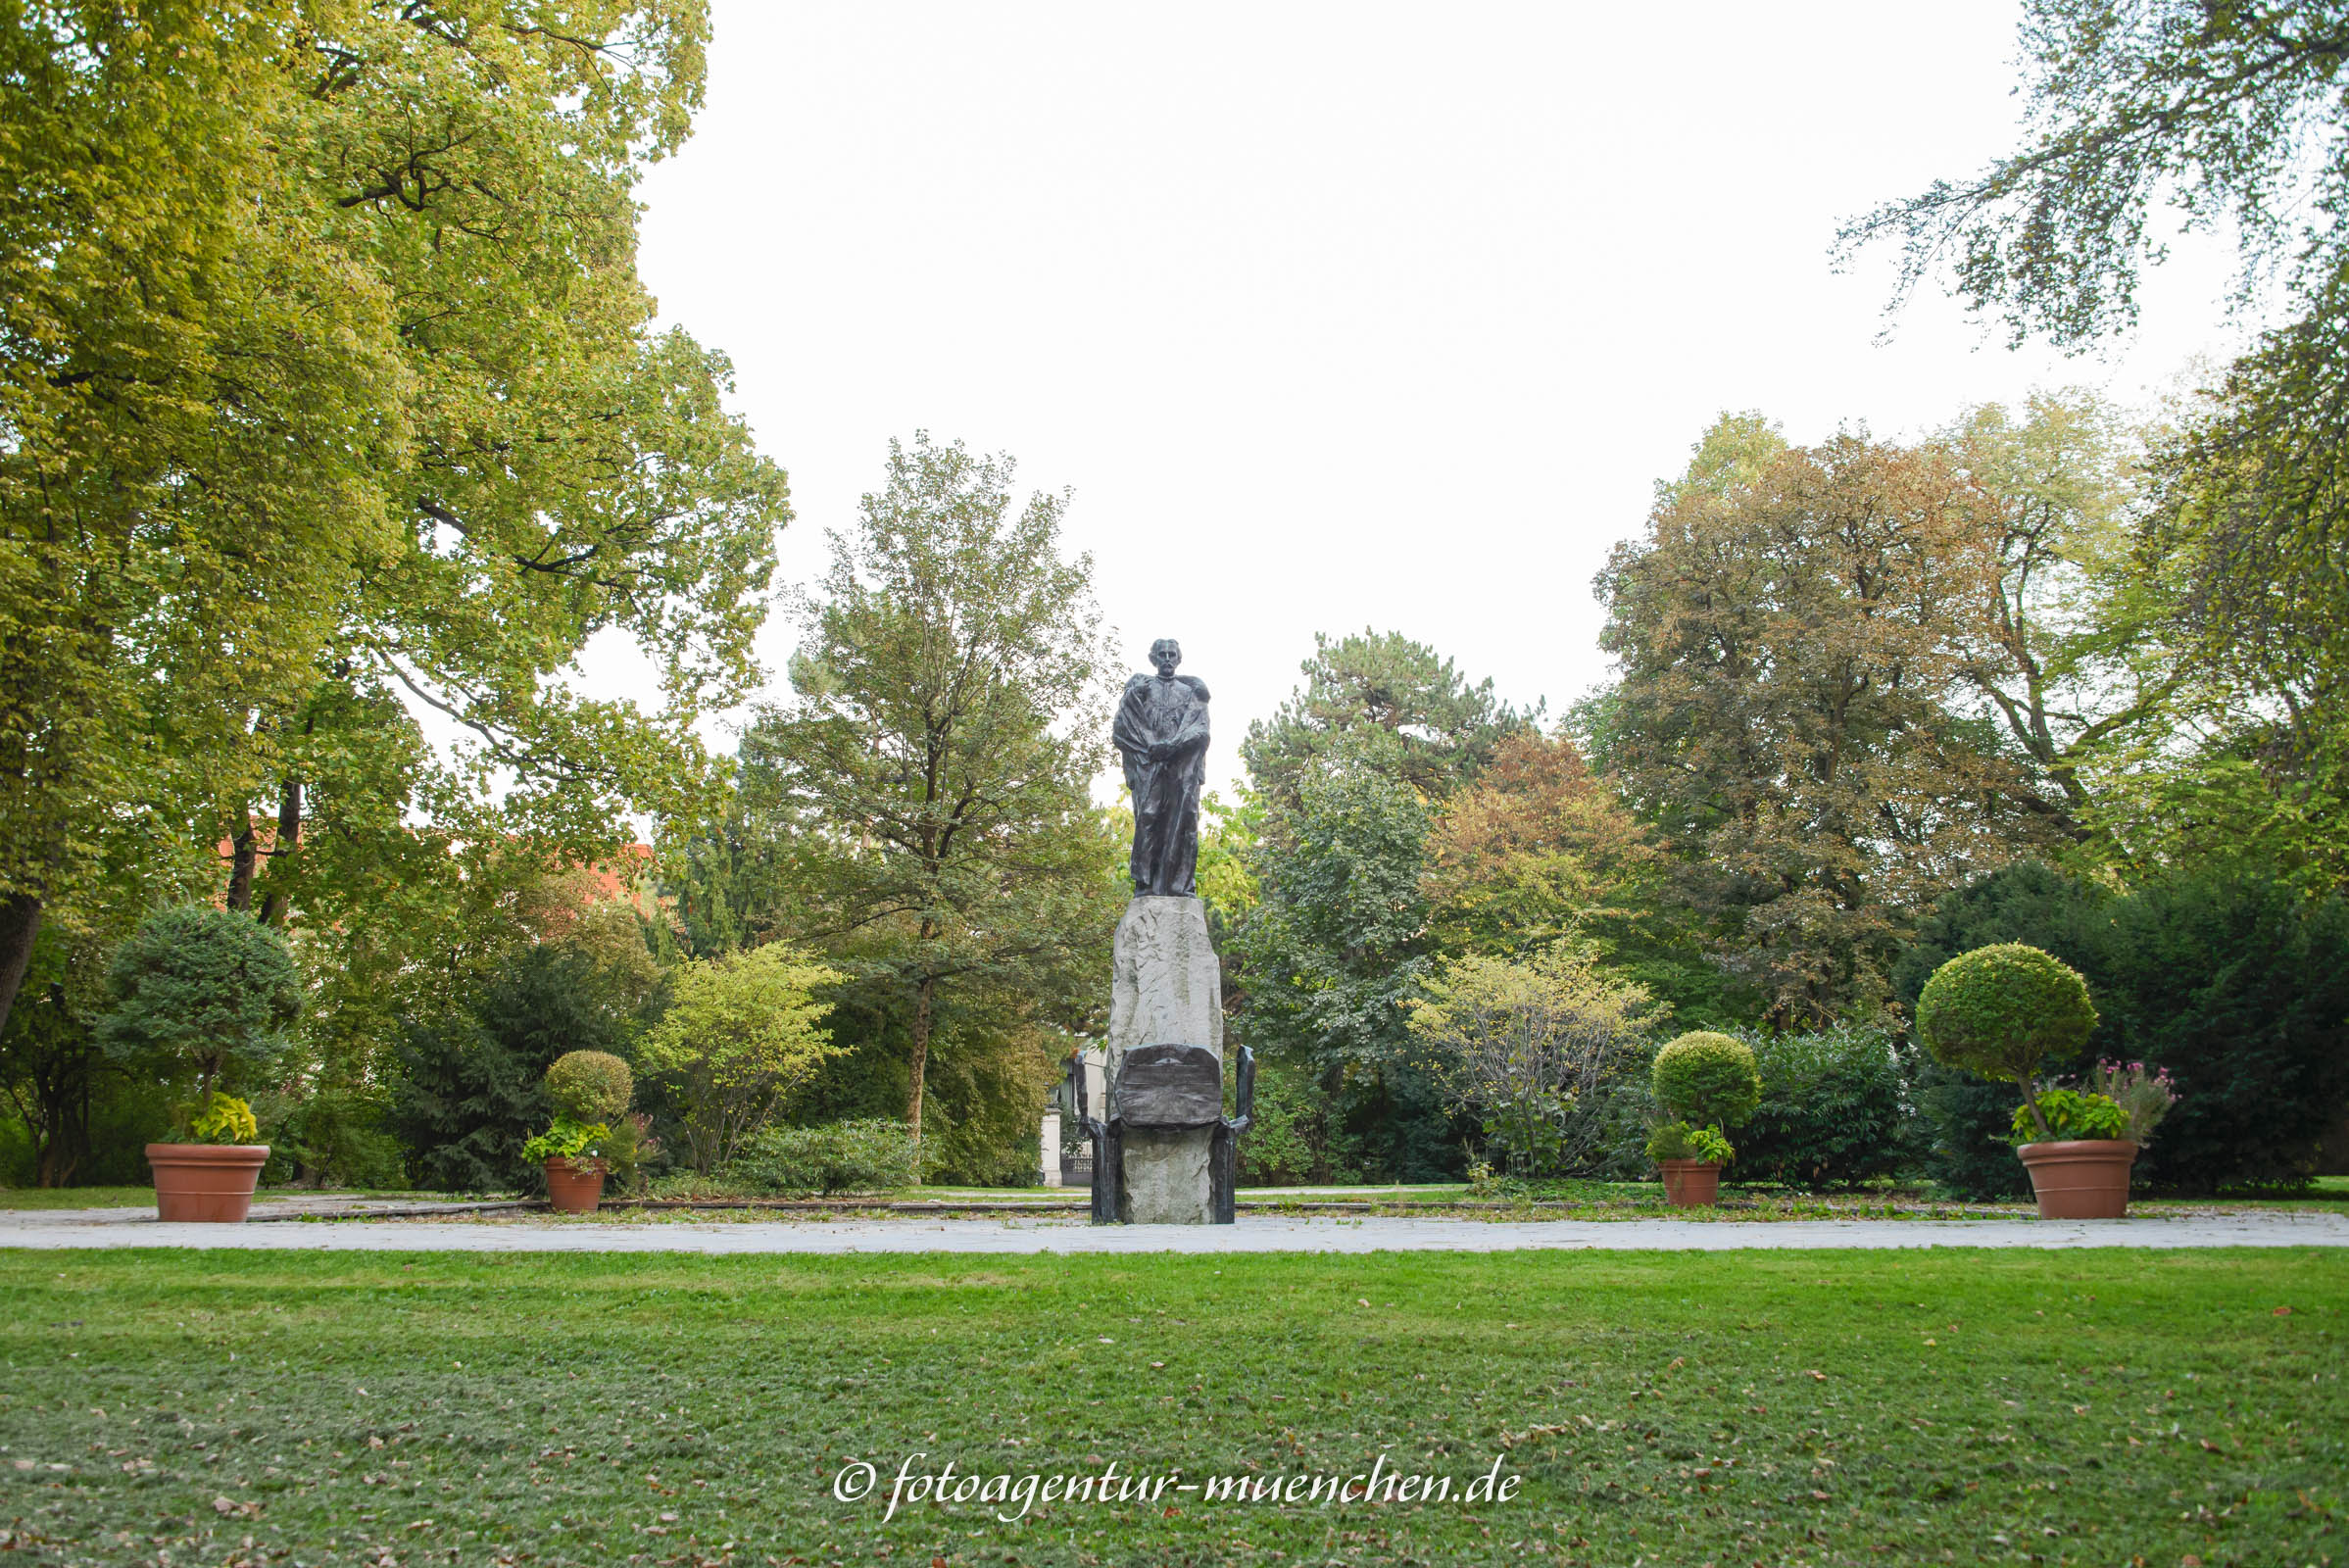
257,775 -> 302,926
224,804 -> 258,911
0,892 -> 40,1041
906,973 -> 935,1156
34,1071 -> 82,1188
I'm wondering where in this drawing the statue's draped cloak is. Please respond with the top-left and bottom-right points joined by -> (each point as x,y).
1113,673 -> 1210,897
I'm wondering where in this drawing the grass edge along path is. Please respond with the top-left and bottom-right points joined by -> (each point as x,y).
0,1247 -> 2342,1567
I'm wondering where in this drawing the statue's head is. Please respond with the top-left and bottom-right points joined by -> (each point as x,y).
1150,638 -> 1182,676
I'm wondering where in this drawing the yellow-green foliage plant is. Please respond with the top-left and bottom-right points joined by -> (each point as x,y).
187,1092 -> 260,1147
636,945 -> 844,1174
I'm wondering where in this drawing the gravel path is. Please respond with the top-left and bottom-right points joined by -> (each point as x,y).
5,1205 -> 2345,1253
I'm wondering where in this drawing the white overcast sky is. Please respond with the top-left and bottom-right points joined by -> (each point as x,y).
599,0 -> 2252,801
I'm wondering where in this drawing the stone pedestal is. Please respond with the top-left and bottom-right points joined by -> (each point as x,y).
1107,896 -> 1223,1224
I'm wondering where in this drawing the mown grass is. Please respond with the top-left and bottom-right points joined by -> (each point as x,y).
0,1249 -> 2343,1566
0,1188 -> 160,1211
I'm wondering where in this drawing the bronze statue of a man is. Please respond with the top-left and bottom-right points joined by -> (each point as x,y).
1113,638 -> 1210,898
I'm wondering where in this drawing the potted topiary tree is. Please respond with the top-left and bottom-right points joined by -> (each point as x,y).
1647,1031 -> 1762,1207
97,906 -> 302,1222
1913,943 -> 2129,1218
525,1050 -> 634,1213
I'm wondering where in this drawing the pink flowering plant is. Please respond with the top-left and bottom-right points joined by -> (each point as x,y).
2086,1059 -> 2179,1145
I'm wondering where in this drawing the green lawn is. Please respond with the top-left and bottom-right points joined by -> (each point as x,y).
0,1187 -> 161,1210
1,1250 -> 2342,1565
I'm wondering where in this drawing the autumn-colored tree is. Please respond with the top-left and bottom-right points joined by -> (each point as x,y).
1597,416 -> 2050,1024
1421,729 -> 1658,960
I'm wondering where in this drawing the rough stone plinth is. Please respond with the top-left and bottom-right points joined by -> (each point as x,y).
1107,896 -> 1223,1224
1117,1128 -> 1216,1224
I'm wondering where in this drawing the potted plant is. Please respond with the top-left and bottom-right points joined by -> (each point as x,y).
1915,942 -> 2135,1218
96,906 -> 302,1223
1645,1119 -> 1735,1205
525,1050 -> 634,1213
1647,1031 -> 1762,1207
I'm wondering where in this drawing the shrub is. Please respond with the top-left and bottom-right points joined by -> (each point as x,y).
187,1092 -> 259,1146
1233,1054 -> 1366,1186
1914,943 -> 2097,1096
256,1086 -> 407,1190
1651,1031 -> 1762,1129
734,1118 -> 919,1196
546,1051 -> 633,1123
95,906 -> 301,1130
601,1112 -> 661,1195
1410,949 -> 1656,1177
1644,1120 -> 1733,1163
2008,1089 -> 2127,1145
389,945 -> 618,1193
635,945 -> 843,1174
520,1116 -> 609,1164
2087,1060 -> 2178,1145
1734,1024 -> 1911,1189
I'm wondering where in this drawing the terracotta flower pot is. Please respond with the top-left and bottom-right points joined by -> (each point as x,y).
544,1157 -> 608,1214
2016,1139 -> 2137,1219
1659,1158 -> 1722,1208
147,1143 -> 270,1223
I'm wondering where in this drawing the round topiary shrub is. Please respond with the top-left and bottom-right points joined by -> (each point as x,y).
1914,943 -> 2097,1092
1651,1031 -> 1763,1129
97,906 -> 302,1102
545,1050 -> 633,1123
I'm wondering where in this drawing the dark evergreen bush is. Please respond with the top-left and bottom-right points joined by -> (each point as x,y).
2100,873 -> 2349,1192
1733,1024 -> 1911,1189
259,1086 -> 407,1190
389,946 -> 619,1193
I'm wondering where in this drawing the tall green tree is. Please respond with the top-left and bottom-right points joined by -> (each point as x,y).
740,435 -> 1121,1151
1231,740 -> 1456,1179
238,0 -> 782,923
1943,395 -> 2180,842
0,1 -> 787,1044
1843,0 -> 2349,892
1241,629 -> 1532,808
0,2 -> 405,1030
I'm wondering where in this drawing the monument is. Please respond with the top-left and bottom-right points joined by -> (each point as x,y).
1065,639 -> 1251,1224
